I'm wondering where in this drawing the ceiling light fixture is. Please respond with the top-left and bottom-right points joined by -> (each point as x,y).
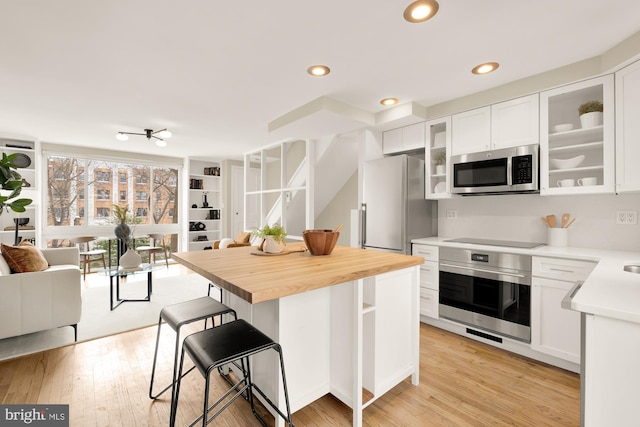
472,62 -> 500,75
115,128 -> 172,147
380,98 -> 399,106
403,0 -> 439,23
306,65 -> 331,77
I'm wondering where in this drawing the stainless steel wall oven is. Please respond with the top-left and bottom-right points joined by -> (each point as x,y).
438,247 -> 532,342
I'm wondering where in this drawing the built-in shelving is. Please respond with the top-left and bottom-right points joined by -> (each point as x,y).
188,160 -> 222,250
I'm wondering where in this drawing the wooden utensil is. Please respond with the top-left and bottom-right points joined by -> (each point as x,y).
565,218 -> 576,228
546,214 -> 556,228
561,213 -> 571,228
541,217 -> 550,227
333,224 -> 343,233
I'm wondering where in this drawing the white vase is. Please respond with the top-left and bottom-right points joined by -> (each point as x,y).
579,111 -> 603,129
435,164 -> 445,175
119,248 -> 142,268
262,236 -> 284,254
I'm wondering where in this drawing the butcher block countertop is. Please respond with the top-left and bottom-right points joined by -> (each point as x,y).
172,242 -> 423,304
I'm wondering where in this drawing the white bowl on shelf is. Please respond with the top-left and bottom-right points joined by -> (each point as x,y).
550,155 -> 585,170
552,123 -> 574,133
434,182 -> 446,193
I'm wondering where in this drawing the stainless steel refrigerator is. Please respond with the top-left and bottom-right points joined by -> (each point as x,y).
361,155 -> 437,254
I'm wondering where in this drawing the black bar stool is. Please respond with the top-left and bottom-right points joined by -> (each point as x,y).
149,296 -> 237,401
170,319 -> 295,427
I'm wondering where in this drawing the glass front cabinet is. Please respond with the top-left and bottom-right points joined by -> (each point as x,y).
539,75 -> 615,195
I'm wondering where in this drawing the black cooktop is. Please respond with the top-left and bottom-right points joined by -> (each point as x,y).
444,237 -> 545,249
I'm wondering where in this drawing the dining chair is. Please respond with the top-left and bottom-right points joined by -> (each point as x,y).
136,233 -> 170,267
70,236 -> 107,280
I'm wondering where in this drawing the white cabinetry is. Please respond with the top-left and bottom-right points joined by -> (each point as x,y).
412,243 -> 439,319
615,59 -> 640,194
531,256 -> 595,363
188,160 -> 222,250
540,75 -> 614,195
425,117 -> 451,199
451,94 -> 539,156
382,122 -> 425,155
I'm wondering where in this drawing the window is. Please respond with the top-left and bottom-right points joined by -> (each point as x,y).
46,154 -> 179,230
96,189 -> 110,200
96,208 -> 110,217
96,171 -> 110,182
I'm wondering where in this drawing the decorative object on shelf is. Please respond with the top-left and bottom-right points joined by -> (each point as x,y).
195,235 -> 208,242
191,204 -> 198,209
434,182 -> 446,193
204,166 -> 220,176
202,192 -> 209,208
209,209 -> 220,220
115,128 -> 171,147
433,131 -> 446,148
0,152 -> 33,215
21,178 -> 31,187
252,223 -> 287,254
189,178 -> 203,189
578,100 -> 603,129
433,151 -> 446,175
12,153 -> 31,168
578,176 -> 597,186
552,123 -> 574,133
550,154 -> 585,170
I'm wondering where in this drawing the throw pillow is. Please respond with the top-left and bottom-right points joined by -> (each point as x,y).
234,231 -> 251,245
1,241 -> 49,273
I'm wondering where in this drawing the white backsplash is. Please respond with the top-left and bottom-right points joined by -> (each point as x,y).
437,193 -> 640,252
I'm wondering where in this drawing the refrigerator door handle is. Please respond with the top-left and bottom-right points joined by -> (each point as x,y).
360,203 -> 367,247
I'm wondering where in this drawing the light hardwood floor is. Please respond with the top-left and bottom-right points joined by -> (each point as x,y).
0,315 -> 579,426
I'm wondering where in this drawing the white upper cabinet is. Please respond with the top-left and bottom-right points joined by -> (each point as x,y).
382,122 -> 425,155
491,94 -> 539,149
539,75 -> 615,195
451,94 -> 539,156
451,106 -> 490,155
615,59 -> 640,194
424,117 -> 451,199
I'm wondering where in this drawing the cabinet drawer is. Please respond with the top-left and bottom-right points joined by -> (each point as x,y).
420,288 -> 439,319
419,262 -> 438,291
532,256 -> 596,282
412,244 -> 438,262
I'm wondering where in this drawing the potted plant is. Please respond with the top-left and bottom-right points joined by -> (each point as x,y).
0,153 -> 33,215
433,151 -> 447,175
252,223 -> 287,253
578,100 -> 603,129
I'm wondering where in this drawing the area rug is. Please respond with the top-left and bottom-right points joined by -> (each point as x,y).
0,273 -> 212,361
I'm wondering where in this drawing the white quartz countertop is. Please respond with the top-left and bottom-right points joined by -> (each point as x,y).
412,237 -> 640,324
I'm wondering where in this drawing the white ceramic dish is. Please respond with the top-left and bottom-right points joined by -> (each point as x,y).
552,123 -> 574,133
434,182 -> 446,193
551,155 -> 585,170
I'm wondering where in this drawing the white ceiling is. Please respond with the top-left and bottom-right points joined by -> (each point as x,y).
1,1 -> 639,161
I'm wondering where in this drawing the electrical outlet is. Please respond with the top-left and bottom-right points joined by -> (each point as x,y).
628,211 -> 638,224
617,211 -> 628,224
446,209 -> 458,220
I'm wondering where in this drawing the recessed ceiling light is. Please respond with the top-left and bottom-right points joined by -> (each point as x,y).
380,98 -> 399,106
307,65 -> 330,77
403,0 -> 439,23
472,62 -> 500,75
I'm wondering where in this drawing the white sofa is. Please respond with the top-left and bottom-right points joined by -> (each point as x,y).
0,247 -> 82,341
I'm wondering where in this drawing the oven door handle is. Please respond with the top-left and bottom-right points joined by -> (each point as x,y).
439,262 -> 527,279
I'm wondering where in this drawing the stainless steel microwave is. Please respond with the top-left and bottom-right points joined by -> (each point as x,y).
450,144 -> 539,195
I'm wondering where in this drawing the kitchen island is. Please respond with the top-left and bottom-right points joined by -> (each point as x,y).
172,242 -> 423,427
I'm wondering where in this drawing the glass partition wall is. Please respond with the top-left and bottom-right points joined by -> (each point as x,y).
244,140 -> 310,240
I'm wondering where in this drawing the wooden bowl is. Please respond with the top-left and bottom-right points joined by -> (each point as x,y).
302,229 -> 339,256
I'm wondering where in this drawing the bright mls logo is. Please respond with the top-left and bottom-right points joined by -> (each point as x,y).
0,405 -> 68,426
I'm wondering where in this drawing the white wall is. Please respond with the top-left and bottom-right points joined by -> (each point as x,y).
437,194 -> 640,252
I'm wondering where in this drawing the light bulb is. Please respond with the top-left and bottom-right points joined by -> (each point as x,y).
116,132 -> 128,141
159,129 -> 172,138
155,139 -> 167,147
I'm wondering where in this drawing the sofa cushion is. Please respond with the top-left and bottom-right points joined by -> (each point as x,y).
1,241 -> 49,273
235,231 -> 251,244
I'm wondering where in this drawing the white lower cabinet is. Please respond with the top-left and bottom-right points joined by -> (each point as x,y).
412,244 -> 439,319
531,256 -> 595,363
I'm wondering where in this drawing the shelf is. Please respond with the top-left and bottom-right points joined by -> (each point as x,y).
549,141 -> 603,154
190,173 -> 220,179
189,189 -> 221,192
548,125 -> 603,144
549,165 -> 604,174
430,173 -> 445,178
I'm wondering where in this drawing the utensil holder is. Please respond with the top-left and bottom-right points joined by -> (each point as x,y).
547,228 -> 568,247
